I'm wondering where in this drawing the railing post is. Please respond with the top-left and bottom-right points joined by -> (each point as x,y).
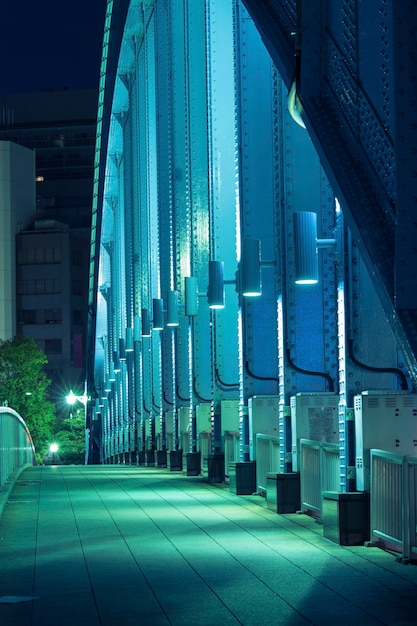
403,456 -> 410,561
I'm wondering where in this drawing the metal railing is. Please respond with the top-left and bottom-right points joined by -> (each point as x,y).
300,439 -> 340,517
370,449 -> 417,562
0,407 -> 37,490
255,434 -> 281,494
224,432 -> 240,479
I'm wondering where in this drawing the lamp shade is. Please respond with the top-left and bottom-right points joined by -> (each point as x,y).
141,308 -> 151,336
167,290 -> 179,326
125,327 -> 134,351
208,260 -> 225,309
119,337 -> 126,361
100,384 -> 107,401
152,298 -> 164,330
133,315 -> 141,342
113,350 -> 121,373
185,276 -> 198,316
240,238 -> 261,296
108,362 -> 116,382
293,211 -> 319,284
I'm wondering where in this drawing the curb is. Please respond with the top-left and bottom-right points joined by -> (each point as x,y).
0,464 -> 34,522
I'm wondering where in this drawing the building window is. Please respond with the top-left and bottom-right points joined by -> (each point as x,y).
73,309 -> 83,325
72,279 -> 82,295
17,279 -> 61,294
17,310 -> 37,325
16,247 -> 61,264
44,248 -> 61,263
45,339 -> 62,354
72,250 -> 83,266
35,279 -> 45,294
45,309 -> 62,324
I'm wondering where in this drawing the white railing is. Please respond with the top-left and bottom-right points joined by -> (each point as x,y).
370,449 -> 417,562
224,432 -> 240,479
300,439 -> 340,517
0,407 -> 37,490
255,434 -> 280,494
199,430 -> 212,473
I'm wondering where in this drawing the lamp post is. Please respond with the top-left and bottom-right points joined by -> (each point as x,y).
49,442 -> 59,464
65,380 -> 88,407
65,380 -> 90,465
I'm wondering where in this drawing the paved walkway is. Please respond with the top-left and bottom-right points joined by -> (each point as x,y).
0,465 -> 417,626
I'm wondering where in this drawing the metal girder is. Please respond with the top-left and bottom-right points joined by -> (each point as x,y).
242,0 -> 417,383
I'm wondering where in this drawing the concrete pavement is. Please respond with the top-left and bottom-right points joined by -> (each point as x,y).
0,465 -> 416,626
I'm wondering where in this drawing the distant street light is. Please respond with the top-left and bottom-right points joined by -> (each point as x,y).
65,380 -> 88,407
49,442 -> 59,464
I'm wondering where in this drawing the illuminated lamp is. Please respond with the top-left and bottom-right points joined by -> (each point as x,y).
125,327 -> 134,352
141,308 -> 151,337
208,260 -> 225,309
293,211 -> 319,284
184,277 -> 198,316
240,238 -> 262,296
152,298 -> 164,330
167,290 -> 179,326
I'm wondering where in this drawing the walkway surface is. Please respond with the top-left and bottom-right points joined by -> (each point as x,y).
0,466 -> 417,626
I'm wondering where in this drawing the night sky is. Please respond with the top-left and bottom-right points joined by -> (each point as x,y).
0,1 -> 106,94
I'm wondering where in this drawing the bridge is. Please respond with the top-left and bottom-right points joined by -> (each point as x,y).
1,423 -> 417,625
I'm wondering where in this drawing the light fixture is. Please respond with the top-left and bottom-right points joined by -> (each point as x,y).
293,211 -> 319,284
119,337 -> 126,361
141,308 -> 151,337
152,298 -> 164,330
240,238 -> 262,296
134,315 -> 142,342
288,79 -> 306,129
113,350 -> 121,373
208,260 -> 225,309
293,211 -> 337,284
126,327 -> 134,352
167,290 -> 179,326
108,362 -> 116,382
184,277 -> 198,316
65,381 -> 88,406
104,376 -> 112,392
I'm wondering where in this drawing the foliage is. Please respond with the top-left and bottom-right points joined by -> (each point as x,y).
0,336 -> 56,459
54,412 -> 86,464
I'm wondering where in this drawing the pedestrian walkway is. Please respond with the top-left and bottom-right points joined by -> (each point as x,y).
0,465 -> 416,626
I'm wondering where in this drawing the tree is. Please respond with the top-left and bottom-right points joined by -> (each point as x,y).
54,412 -> 86,464
0,336 -> 56,460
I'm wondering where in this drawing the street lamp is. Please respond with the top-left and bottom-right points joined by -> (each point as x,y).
49,442 -> 59,464
65,380 -> 88,407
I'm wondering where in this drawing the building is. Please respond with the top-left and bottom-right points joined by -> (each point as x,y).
0,89 -> 97,414
16,219 -> 89,415
87,1 -> 417,559
0,141 -> 35,341
0,88 -> 97,232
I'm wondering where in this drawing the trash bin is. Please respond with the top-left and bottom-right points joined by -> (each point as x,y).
207,454 -> 224,483
322,491 -> 370,545
229,462 -> 256,495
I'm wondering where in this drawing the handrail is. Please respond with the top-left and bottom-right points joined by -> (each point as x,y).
300,439 -> 340,517
0,407 -> 37,490
370,449 -> 417,562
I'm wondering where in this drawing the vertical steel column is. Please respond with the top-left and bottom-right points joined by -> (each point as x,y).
235,3 -> 280,461
206,0 -> 240,458
187,0 -> 212,455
